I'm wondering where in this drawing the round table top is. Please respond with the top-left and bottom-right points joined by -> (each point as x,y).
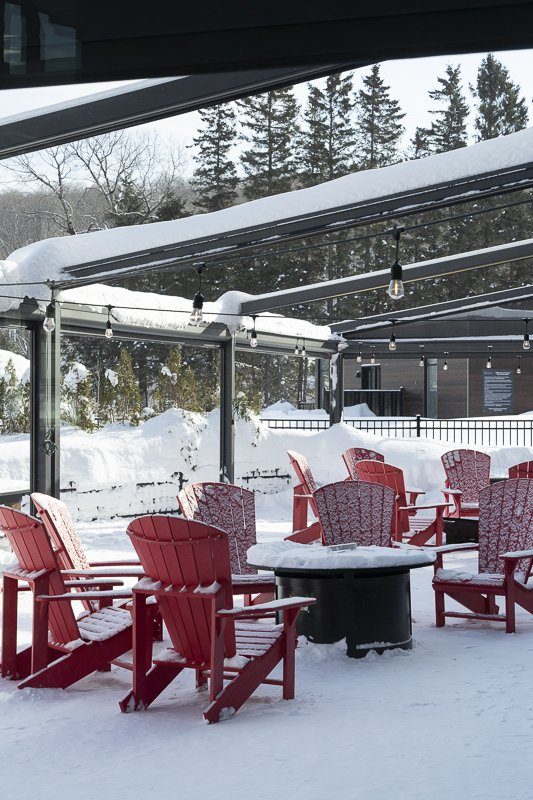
247,540 -> 436,574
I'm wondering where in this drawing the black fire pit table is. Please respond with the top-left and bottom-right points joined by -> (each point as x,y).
248,541 -> 435,658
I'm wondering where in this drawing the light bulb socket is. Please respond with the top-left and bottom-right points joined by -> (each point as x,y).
388,332 -> 397,351
105,320 -> 113,339
43,302 -> 56,334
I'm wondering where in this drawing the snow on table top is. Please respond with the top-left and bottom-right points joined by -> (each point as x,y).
247,540 -> 435,571
1,125 -> 532,313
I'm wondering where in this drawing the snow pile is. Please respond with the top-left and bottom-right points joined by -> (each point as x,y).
63,362 -> 89,391
0,349 -> 29,383
261,401 -> 374,420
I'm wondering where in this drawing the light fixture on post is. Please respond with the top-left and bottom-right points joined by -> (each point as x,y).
104,305 -> 114,339
516,356 -> 522,375
523,318 -> 530,351
418,345 -> 425,367
249,315 -> 258,348
356,342 -> 362,363
370,346 -> 376,365
189,264 -> 204,326
387,226 -> 405,301
443,352 -> 449,371
388,320 -> 397,351
486,346 -> 493,369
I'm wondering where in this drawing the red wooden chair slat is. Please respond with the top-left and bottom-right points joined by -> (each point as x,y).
433,478 -> 533,632
508,461 -> 533,479
287,451 -> 322,541
122,515 -> 313,722
0,507 -> 133,689
441,449 -> 491,517
343,447 -> 384,480
314,481 -> 395,546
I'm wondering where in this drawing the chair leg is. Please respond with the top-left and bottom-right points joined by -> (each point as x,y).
282,609 -> 298,700
505,590 -> 516,634
435,589 -> 445,627
1,575 -> 19,679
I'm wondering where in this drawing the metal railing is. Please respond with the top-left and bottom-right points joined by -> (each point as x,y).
262,414 -> 533,447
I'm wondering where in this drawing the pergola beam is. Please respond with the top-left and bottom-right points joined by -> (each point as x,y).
332,284 -> 533,334
239,239 -> 533,314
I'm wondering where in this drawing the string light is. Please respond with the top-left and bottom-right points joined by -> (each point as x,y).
294,340 -> 300,356
370,346 -> 376,365
387,226 -> 405,301
523,318 -> 530,351
104,305 -> 114,339
43,301 -> 56,334
443,352 -> 448,371
250,315 -> 258,348
418,345 -> 425,367
486,346 -> 493,369
388,320 -> 397,351
356,342 -> 362,363
516,356 -> 522,375
189,264 -> 204,326
300,340 -> 306,358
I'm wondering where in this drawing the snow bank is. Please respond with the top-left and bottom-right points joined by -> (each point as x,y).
261,401 -> 374,420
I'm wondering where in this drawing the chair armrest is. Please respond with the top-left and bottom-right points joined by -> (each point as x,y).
216,597 -> 316,618
62,567 -> 144,577
88,559 -> 140,567
399,503 -> 451,512
37,589 -> 132,602
442,488 -> 462,496
502,549 -> 533,560
285,520 -> 322,544
431,543 -> 479,555
406,487 -> 425,495
64,578 -> 124,588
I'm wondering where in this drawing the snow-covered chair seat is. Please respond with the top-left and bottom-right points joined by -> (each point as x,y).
177,482 -> 275,602
433,478 -> 533,633
441,449 -> 491,518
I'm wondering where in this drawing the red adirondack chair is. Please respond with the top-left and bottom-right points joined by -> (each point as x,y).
343,447 -> 384,480
433,479 -> 533,633
508,461 -> 533,478
177,482 -> 275,602
119,515 -> 314,723
441,449 -> 491,517
355,460 -> 448,546
0,507 -> 134,688
286,450 -> 322,543
314,480 -> 395,546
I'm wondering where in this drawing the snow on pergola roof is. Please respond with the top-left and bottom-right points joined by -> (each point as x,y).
2,125 -> 533,295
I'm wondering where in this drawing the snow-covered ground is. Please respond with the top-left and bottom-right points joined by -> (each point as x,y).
0,508 -> 532,800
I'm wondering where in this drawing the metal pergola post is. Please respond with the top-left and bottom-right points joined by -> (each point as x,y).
329,353 -> 344,426
30,304 -> 61,500
219,335 -> 235,483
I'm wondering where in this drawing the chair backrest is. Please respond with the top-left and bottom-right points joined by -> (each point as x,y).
177,482 -> 256,575
343,447 -> 384,480
287,451 -> 319,515
127,515 -> 236,664
441,449 -> 491,503
478,479 -> 533,575
508,461 -> 533,479
314,480 -> 395,546
0,506 -> 80,646
31,492 -> 90,571
354,460 -> 409,534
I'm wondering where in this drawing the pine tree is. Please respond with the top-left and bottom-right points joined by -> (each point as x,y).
153,347 -> 182,412
300,72 -> 355,186
472,53 -> 528,141
410,127 -> 432,159
191,104 -> 238,212
114,349 -> 142,424
355,65 -> 405,169
239,88 -> 300,200
425,65 -> 469,153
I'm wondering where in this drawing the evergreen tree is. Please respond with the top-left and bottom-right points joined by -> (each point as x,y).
191,104 -> 238,212
425,65 -> 469,153
153,347 -> 182,412
410,127 -> 432,159
239,88 -> 300,200
114,349 -> 142,424
355,65 -> 405,169
472,53 -> 528,141
300,73 -> 355,186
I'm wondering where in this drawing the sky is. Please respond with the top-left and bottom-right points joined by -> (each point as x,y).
0,48 -> 532,178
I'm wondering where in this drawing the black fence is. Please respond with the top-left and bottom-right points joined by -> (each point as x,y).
262,414 -> 533,447
323,388 -> 404,416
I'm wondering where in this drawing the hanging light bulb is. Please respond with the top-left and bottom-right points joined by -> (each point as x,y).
486,346 -> 493,369
189,264 -> 205,326
387,226 -> 405,301
43,301 -> 56,334
418,345 -> 425,367
294,340 -> 300,356
370,346 -> 376,365
523,318 -> 530,351
104,305 -> 114,339
443,352 -> 448,371
250,315 -> 258,348
388,320 -> 397,351
516,356 -> 522,375
356,342 -> 362,363
300,340 -> 306,358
